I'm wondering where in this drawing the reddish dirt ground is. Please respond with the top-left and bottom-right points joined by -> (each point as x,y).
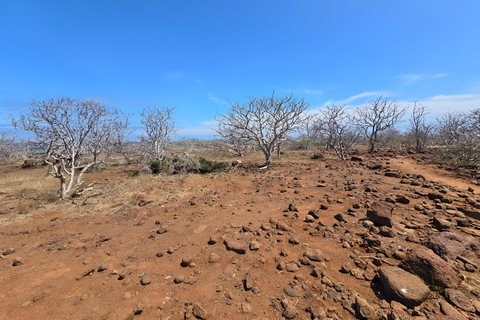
1,150 -> 480,320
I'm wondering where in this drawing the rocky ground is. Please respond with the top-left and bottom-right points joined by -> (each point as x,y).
1,150 -> 480,320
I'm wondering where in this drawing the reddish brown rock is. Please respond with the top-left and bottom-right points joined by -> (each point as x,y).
444,288 -> 475,313
136,194 -> 157,206
423,232 -> 480,261
379,266 -> 430,308
277,220 -> 291,231
224,239 -> 249,254
304,248 -> 325,262
366,201 -> 394,227
399,246 -> 459,288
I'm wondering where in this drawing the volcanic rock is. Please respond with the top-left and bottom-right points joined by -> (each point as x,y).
367,201 -> 394,227
399,246 -> 459,288
379,266 -> 430,308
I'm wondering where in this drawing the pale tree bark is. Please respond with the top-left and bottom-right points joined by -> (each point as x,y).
409,100 -> 434,153
10,97 -> 124,199
140,106 -> 177,161
355,96 -> 406,153
213,92 -> 308,169
316,105 -> 360,160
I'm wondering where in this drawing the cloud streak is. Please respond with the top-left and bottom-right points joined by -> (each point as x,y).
208,93 -> 227,105
397,73 -> 448,85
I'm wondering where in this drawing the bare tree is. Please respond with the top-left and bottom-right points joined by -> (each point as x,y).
140,106 -> 177,161
215,132 -> 249,157
317,105 -> 360,160
10,97 -> 123,199
213,92 -> 308,168
436,110 -> 469,146
87,108 -> 133,171
355,96 -> 406,153
409,100 -> 434,153
298,114 -> 319,150
0,131 -> 16,162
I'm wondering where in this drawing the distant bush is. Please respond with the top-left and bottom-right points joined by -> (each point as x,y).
149,156 -> 227,175
198,157 -> 227,173
150,160 -> 162,174
128,170 -> 140,177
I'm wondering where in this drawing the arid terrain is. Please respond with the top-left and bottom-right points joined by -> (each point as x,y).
1,150 -> 480,320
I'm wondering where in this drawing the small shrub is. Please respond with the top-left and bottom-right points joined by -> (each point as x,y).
150,160 -> 161,174
147,156 -> 227,175
198,157 -> 227,173
128,170 -> 140,177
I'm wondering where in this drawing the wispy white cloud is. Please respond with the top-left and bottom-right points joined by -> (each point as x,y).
302,89 -> 323,96
398,73 -> 424,85
397,73 -> 448,85
177,121 -> 216,138
208,93 -> 226,105
432,73 -> 448,79
336,91 -> 389,105
396,93 -> 480,118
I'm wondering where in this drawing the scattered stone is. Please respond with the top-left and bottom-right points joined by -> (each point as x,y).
12,257 -> 23,266
288,203 -> 298,212
284,286 -> 299,297
385,171 -> 400,177
308,209 -> 320,219
379,266 -> 430,308
277,220 -> 291,231
351,156 -> 363,162
305,215 -> 315,222
428,192 -> 444,201
241,303 -> 252,314
334,213 -> 349,222
167,247 -> 175,254
423,231 -> 480,261
208,235 -> 218,245
366,201 -> 394,227
174,275 -> 185,284
193,302 -> 208,319
304,248 -> 325,262
136,194 -> 157,206
444,288 -> 475,312
439,300 -> 468,320
379,226 -> 395,238
224,239 -> 249,254
156,227 -> 168,234
3,248 -> 15,255
181,256 -> 193,267
281,299 -> 297,319
140,277 -> 151,286
399,246 -> 459,288
285,263 -> 300,272
33,293 -> 46,302
433,215 -> 454,231
356,297 -> 375,319
249,241 -> 260,251
340,263 -> 353,273
395,195 -> 410,204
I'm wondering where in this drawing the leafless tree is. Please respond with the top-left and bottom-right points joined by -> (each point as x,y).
215,132 -> 249,157
355,96 -> 406,153
140,106 -> 177,161
0,131 -> 16,161
436,110 -> 469,146
298,114 -> 319,150
10,97 -> 124,199
409,100 -> 434,153
87,108 -> 133,171
317,105 -> 360,160
213,92 -> 308,168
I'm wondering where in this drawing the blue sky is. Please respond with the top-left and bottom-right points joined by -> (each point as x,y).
1,1 -> 480,138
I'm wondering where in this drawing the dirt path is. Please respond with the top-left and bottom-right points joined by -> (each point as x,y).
389,156 -> 477,194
